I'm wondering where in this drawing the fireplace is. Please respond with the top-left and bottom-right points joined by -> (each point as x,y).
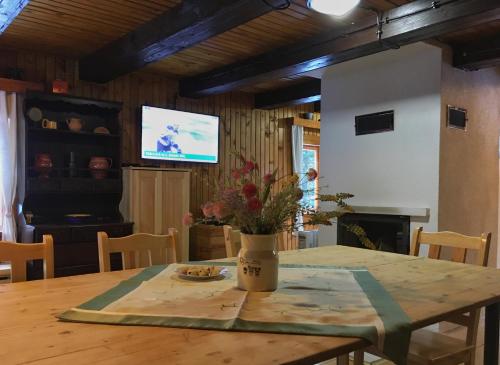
337,213 -> 410,254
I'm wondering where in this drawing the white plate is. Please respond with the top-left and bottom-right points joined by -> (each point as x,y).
175,266 -> 228,281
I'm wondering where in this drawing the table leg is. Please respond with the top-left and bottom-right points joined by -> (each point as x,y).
485,303 -> 500,365
337,354 -> 349,365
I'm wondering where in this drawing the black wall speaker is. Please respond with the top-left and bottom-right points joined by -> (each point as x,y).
447,106 -> 467,130
355,110 -> 394,136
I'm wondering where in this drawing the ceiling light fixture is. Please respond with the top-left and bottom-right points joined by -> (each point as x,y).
307,0 -> 360,16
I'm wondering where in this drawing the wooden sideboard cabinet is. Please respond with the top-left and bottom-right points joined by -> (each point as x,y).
120,167 -> 190,262
21,222 -> 133,278
17,91 -> 133,279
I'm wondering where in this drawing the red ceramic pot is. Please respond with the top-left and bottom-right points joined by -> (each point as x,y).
89,156 -> 112,179
35,153 -> 53,178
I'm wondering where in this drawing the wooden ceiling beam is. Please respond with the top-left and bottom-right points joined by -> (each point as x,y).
179,0 -> 500,98
79,0 -> 288,83
453,35 -> 500,71
0,0 -> 29,34
254,78 -> 321,109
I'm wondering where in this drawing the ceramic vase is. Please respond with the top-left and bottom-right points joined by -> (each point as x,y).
237,233 -> 279,292
66,118 -> 84,132
89,156 -> 112,179
35,153 -> 53,178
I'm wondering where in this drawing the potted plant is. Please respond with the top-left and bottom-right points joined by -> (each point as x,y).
183,156 -> 367,292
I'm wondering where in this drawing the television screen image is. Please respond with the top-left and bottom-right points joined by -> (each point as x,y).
141,106 -> 219,163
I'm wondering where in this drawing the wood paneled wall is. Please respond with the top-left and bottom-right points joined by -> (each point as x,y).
0,49 -> 319,216
439,47 -> 500,267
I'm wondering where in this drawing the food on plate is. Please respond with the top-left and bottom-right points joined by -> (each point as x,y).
177,265 -> 223,277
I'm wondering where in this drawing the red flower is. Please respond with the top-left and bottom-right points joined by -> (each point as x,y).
231,169 -> 242,179
201,202 -> 214,218
307,168 -> 318,181
212,201 -> 228,220
263,173 -> 275,185
182,212 -> 194,226
246,196 -> 263,213
242,161 -> 255,174
242,182 -> 257,199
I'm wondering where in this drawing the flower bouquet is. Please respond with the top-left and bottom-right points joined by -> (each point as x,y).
183,155 -> 370,291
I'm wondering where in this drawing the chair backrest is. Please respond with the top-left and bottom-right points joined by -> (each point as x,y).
223,225 -> 241,257
277,231 -> 299,251
0,235 -> 54,282
410,227 -> 491,266
97,230 -> 178,272
410,227 -> 491,347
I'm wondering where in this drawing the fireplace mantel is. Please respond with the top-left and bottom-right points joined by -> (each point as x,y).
349,206 -> 429,218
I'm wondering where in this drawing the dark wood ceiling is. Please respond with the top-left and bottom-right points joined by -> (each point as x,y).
0,0 -> 182,56
0,0 -> 497,95
0,1 -> 410,82
144,1 -> 413,79
438,20 -> 500,46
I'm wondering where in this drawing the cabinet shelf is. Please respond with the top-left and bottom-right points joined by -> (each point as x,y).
28,177 -> 122,194
28,167 -> 120,180
28,127 -> 120,139
25,91 -> 122,111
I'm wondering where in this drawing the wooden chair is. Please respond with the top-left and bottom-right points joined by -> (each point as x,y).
97,230 -> 178,272
0,235 -> 54,282
223,225 -> 241,257
356,227 -> 491,365
278,231 -> 299,251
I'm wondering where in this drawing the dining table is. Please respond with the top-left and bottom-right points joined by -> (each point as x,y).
2,245 -> 500,365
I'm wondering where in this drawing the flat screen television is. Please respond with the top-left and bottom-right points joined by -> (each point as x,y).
141,105 -> 219,164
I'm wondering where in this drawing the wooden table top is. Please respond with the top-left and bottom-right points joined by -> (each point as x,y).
2,245 -> 500,365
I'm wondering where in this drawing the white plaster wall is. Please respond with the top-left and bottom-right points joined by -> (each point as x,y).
318,43 -> 442,245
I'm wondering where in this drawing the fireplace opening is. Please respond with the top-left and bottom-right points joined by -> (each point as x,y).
337,213 -> 410,254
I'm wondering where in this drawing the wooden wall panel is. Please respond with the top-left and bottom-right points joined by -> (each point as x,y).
439,46 -> 500,267
0,49 -> 319,218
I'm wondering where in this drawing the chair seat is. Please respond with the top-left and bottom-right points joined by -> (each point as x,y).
408,328 -> 474,365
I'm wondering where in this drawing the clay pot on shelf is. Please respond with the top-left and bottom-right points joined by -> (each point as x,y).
66,118 -> 84,132
88,157 -> 112,179
35,153 -> 53,178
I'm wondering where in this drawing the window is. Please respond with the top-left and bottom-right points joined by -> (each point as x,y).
300,145 -> 319,209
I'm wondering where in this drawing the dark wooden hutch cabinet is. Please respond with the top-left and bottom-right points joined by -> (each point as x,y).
18,91 -> 133,278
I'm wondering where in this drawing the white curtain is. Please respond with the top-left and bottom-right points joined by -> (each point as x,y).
291,125 -> 304,231
292,125 -> 303,176
0,91 -> 18,242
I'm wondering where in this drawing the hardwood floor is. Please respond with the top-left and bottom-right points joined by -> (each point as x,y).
321,313 -> 491,365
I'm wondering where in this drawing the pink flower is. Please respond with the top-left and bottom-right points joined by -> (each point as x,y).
231,169 -> 242,179
246,196 -> 263,213
222,188 -> 239,201
242,182 -> 257,199
182,212 -> 194,226
307,168 -> 318,181
212,201 -> 228,220
201,202 -> 214,218
263,173 -> 275,185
